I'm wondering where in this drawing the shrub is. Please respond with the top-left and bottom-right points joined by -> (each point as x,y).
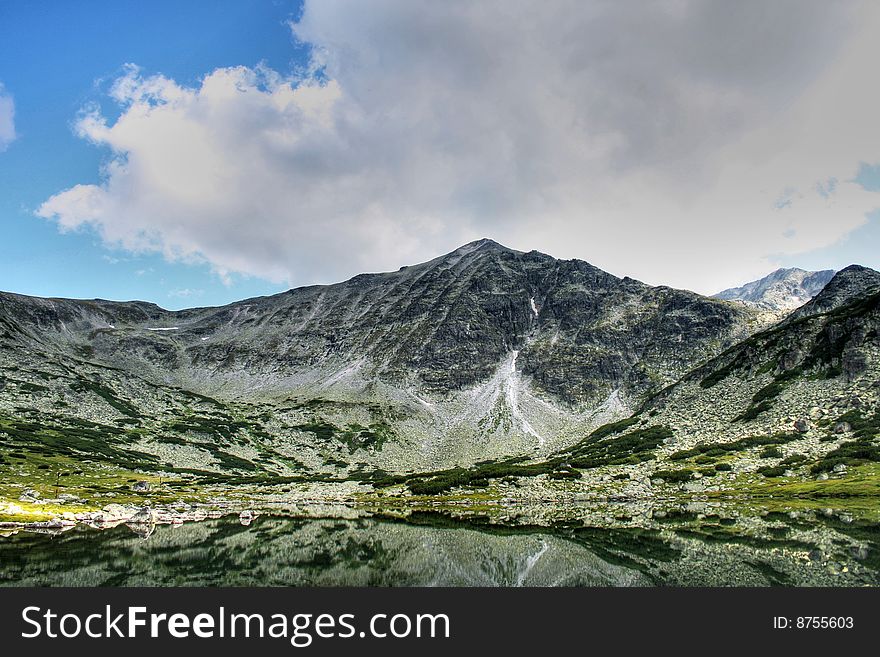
651,468 -> 693,483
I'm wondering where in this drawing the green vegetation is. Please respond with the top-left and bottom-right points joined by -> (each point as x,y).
811,410 -> 880,473
294,420 -> 393,453
366,422 -> 671,495
780,454 -> 807,466
69,378 -> 140,418
711,463 -> 880,499
564,424 -> 672,469
757,465 -> 786,477
735,400 -> 773,421
670,432 -> 802,462
651,468 -> 693,483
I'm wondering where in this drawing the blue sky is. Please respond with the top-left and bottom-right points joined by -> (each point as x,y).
1,1 -> 879,307
0,0 -> 305,308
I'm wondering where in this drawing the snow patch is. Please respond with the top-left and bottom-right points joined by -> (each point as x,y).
516,540 -> 549,586
504,350 -> 544,446
146,327 -> 179,331
529,297 -> 539,317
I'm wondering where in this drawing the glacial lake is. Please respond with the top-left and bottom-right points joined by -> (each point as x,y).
2,504 -> 879,586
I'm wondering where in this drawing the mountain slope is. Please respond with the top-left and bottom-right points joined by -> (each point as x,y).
633,266 -> 880,482
0,239 -> 758,470
390,265 -> 880,499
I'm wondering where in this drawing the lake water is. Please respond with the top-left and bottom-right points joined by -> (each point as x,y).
1,505 -> 878,586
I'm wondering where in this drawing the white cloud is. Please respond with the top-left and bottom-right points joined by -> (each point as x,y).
37,1 -> 880,293
0,83 -> 15,151
168,288 -> 204,299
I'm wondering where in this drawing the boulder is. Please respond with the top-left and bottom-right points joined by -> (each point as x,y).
95,504 -> 135,523
131,481 -> 151,493
128,506 -> 157,524
18,489 -> 40,502
794,418 -> 811,433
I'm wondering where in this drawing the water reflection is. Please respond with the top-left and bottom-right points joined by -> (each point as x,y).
0,505 -> 878,586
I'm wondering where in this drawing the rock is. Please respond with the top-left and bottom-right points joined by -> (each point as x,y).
832,463 -> 848,474
833,421 -> 851,434
128,506 -> 157,524
131,481 -> 151,493
95,504 -> 135,523
794,418 -> 811,433
850,546 -> 869,560
817,472 -> 829,481
18,489 -> 40,502
239,510 -> 256,526
44,517 -> 75,528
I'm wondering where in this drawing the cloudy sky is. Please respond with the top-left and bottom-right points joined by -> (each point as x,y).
1,0 -> 879,308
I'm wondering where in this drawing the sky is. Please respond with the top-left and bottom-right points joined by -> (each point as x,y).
1,0 -> 879,309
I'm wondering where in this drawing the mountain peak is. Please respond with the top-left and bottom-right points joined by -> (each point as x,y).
453,238 -> 511,253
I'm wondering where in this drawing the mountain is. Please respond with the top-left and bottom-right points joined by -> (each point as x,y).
0,239 -> 758,472
785,264 -> 880,322
714,267 -> 835,313
404,263 -> 880,501
628,265 -> 880,482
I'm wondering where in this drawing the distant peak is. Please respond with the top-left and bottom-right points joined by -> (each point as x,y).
713,267 -> 836,312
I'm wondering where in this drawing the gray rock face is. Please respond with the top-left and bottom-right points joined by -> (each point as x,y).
714,268 -> 835,313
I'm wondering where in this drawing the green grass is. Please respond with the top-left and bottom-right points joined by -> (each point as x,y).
712,463 -> 880,499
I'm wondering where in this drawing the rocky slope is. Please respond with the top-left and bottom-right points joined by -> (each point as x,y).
714,267 -> 835,313
366,264 -> 880,502
618,265 -> 880,489
0,240 -> 758,471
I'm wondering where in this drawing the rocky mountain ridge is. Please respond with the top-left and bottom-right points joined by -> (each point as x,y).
0,240 -> 758,469
1,241 -> 877,483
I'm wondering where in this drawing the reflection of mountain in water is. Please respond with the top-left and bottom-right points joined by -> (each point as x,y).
0,517 -> 650,587
0,510 -> 878,587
